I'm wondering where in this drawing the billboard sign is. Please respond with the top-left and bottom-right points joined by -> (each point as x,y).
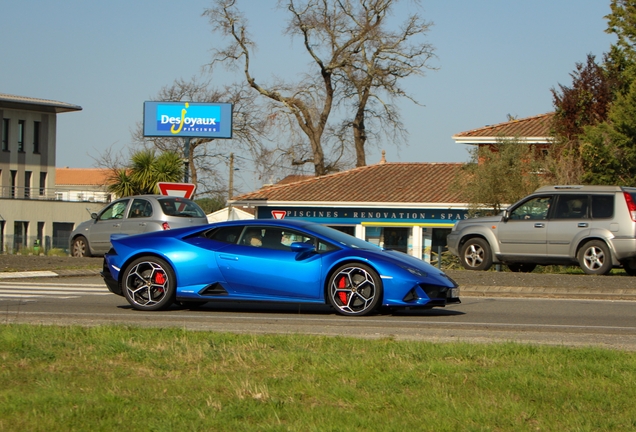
143,101 -> 233,138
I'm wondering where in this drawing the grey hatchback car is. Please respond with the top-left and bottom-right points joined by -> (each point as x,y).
70,195 -> 208,257
446,185 -> 636,275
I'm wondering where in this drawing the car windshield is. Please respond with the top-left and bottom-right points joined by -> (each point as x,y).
159,197 -> 206,218
307,223 -> 381,251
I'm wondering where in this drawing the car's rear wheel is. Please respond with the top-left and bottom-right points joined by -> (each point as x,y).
328,264 -> 382,316
71,236 -> 92,258
459,238 -> 492,271
507,263 -> 537,273
577,240 -> 612,275
122,256 -> 176,310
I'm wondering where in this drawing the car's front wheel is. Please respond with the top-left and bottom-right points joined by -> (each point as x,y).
328,264 -> 382,316
577,240 -> 612,275
459,238 -> 493,271
122,256 -> 176,310
71,236 -> 92,258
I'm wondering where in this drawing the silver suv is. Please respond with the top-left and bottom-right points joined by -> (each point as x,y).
447,185 -> 636,275
70,195 -> 208,257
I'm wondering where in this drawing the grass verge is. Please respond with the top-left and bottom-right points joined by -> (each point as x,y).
1,324 -> 635,431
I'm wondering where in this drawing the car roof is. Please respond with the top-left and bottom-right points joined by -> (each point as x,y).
212,219 -> 314,229
534,185 -> 632,193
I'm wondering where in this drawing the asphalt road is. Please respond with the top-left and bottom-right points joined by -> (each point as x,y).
2,275 -> 635,351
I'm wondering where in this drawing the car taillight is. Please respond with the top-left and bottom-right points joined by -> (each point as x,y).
162,222 -> 170,230
624,192 -> 636,221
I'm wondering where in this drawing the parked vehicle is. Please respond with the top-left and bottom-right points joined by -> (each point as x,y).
101,219 -> 460,316
446,185 -> 636,275
70,195 -> 208,257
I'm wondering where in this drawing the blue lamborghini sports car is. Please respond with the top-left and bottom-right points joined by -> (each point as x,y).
102,219 -> 460,316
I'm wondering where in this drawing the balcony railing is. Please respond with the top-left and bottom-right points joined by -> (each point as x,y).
0,186 -> 112,203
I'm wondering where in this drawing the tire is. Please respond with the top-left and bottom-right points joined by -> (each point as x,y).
507,263 -> 537,273
327,263 -> 382,316
122,256 -> 176,311
577,240 -> 612,275
622,259 -> 636,276
71,236 -> 92,258
459,238 -> 493,271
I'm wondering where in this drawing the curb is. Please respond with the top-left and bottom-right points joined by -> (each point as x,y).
461,285 -> 636,300
0,269 -> 101,280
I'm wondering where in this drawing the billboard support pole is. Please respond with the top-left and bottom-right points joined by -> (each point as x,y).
183,137 -> 190,183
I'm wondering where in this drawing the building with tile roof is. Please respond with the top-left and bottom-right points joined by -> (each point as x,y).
1,93 -> 107,253
54,168 -> 113,202
452,112 -> 554,145
231,159 -> 469,262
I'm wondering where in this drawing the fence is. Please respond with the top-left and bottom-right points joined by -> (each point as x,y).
0,185 -> 111,203
1,234 -> 71,255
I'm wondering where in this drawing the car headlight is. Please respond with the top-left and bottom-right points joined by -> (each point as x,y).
400,265 -> 427,277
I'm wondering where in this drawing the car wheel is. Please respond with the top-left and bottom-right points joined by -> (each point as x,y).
459,238 -> 493,271
507,263 -> 537,273
328,263 -> 382,316
71,236 -> 92,258
577,240 -> 612,275
122,256 -> 176,311
622,259 -> 636,276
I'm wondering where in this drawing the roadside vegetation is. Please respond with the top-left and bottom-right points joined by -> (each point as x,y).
1,324 -> 635,431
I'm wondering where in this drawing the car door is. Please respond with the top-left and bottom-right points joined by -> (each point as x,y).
497,195 -> 553,258
120,198 -> 154,235
215,226 -> 323,299
546,194 -> 591,258
88,199 -> 130,253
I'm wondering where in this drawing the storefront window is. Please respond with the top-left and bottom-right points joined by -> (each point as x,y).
365,226 -> 410,253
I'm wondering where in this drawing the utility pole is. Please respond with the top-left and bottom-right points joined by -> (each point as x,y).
183,137 -> 191,183
227,153 -> 234,219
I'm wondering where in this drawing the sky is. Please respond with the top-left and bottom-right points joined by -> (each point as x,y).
0,0 -> 616,193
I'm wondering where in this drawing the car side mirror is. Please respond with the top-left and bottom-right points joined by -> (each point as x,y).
91,213 -> 98,220
290,242 -> 315,253
502,209 -> 510,222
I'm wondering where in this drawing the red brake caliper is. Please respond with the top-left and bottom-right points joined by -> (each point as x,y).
154,271 -> 166,292
337,276 -> 348,304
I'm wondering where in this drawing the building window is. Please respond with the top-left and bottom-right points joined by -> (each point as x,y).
10,170 -> 17,198
1,118 -> 8,151
39,172 -> 47,196
25,171 -> 32,198
33,121 -> 41,153
18,120 -> 25,152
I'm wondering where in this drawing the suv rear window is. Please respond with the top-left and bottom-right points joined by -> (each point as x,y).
591,195 -> 614,219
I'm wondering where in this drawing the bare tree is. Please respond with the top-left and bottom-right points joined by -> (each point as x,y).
330,0 -> 436,166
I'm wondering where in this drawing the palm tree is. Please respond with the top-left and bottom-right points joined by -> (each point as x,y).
108,149 -> 184,197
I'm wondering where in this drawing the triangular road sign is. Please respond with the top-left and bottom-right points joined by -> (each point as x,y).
157,182 -> 196,199
271,210 -> 286,219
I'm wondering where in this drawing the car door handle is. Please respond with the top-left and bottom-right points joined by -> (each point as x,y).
139,222 -> 146,227
219,254 -> 238,261
534,223 -> 545,228
578,222 -> 588,228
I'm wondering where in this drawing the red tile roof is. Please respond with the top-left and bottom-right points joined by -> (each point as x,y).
233,163 -> 466,204
55,168 -> 112,186
453,112 -> 554,144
